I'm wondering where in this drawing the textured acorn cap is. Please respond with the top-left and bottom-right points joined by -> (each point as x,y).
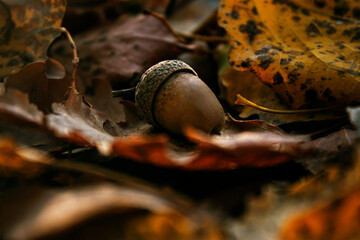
135,60 -> 197,126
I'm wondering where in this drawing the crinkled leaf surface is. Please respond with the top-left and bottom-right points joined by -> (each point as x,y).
0,84 -> 309,170
47,87 -> 307,169
0,0 -> 66,80
50,12 -> 194,89
47,88 -> 118,153
219,0 -> 360,108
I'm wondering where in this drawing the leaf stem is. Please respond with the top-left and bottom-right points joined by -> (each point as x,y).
235,93 -> 343,114
60,27 -> 79,90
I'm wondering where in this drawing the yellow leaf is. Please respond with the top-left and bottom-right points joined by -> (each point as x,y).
219,0 -> 360,108
0,0 -> 66,80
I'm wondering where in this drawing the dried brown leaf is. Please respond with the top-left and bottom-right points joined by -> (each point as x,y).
0,89 -> 44,128
80,78 -> 127,123
50,12 -> 194,89
0,0 -> 66,80
0,183 -> 224,240
299,128 -> 358,173
4,60 -> 70,112
47,88 -> 116,153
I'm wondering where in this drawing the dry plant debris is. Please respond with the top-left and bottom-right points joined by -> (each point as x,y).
0,0 -> 359,239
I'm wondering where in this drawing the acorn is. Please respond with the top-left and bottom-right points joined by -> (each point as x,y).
135,60 -> 225,135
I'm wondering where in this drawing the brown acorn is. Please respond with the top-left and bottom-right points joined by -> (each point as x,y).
135,60 -> 225,135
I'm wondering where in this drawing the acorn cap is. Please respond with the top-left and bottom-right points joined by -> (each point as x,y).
135,60 -> 197,126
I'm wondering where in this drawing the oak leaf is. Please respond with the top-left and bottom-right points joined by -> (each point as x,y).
50,12 -> 194,89
4,59 -> 69,112
0,83 -> 308,170
219,0 -> 360,108
0,0 -> 66,80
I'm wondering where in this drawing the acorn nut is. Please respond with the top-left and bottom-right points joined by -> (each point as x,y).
135,60 -> 225,135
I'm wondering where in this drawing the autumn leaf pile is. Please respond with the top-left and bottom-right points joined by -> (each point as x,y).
0,0 -> 360,239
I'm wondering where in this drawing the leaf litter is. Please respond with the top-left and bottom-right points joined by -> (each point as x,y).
50,12 -> 196,90
0,139 -> 225,240
0,0 -> 360,239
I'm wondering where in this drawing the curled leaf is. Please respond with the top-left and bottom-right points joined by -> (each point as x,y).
0,183 -> 224,240
0,89 -> 44,128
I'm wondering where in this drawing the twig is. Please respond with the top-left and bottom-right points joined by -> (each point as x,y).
60,27 -> 79,90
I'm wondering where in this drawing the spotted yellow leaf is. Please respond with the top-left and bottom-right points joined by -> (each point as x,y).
0,0 -> 66,80
219,0 -> 360,108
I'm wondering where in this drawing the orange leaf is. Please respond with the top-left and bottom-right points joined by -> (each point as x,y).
0,0 -> 66,80
280,186 -> 360,240
0,139 -> 44,178
219,0 -> 360,108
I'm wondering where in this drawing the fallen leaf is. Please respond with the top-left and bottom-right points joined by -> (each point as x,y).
104,118 -> 306,170
0,139 -> 224,240
4,59 -> 70,112
0,89 -> 44,128
45,57 -> 66,80
50,12 -> 194,89
280,186 -> 360,240
0,139 -> 45,178
226,142 -> 360,240
168,0 -> 219,34
47,88 -> 117,153
218,0 -> 360,108
0,183 -> 224,240
299,128 -> 358,174
0,0 -> 66,80
348,105 -> 360,134
40,73 -> 307,170
80,78 -> 127,124
61,0 -> 145,34
220,63 -> 347,125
